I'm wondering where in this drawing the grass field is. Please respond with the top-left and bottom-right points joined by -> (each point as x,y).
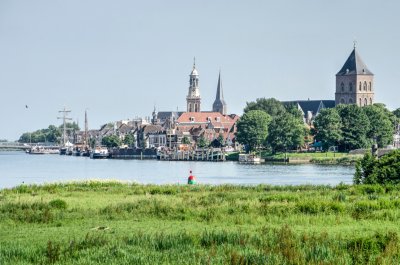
1,181 -> 399,264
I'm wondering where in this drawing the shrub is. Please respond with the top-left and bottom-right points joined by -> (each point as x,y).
49,199 -> 67,210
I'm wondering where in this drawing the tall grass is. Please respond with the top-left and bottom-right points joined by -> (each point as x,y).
1,181 -> 400,264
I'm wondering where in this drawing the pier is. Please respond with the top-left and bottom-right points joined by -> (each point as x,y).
158,148 -> 226,162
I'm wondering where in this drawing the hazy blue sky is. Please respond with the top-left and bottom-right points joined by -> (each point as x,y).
1,0 -> 399,140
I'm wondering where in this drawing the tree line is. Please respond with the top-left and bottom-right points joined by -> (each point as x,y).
18,123 -> 80,143
236,98 -> 400,153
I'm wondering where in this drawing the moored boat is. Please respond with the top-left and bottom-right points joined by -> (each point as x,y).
90,147 -> 109,159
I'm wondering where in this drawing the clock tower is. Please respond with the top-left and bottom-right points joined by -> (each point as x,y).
186,58 -> 201,112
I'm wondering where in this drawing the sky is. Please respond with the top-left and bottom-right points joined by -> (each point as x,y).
1,0 -> 400,140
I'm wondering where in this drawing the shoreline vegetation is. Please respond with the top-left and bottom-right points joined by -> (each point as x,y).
1,181 -> 399,264
227,151 -> 363,165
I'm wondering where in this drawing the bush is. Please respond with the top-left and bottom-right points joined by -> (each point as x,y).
49,199 -> 68,210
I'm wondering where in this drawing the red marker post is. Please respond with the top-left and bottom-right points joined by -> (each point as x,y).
188,170 -> 196,185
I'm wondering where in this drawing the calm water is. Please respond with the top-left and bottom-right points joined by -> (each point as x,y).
0,151 -> 355,189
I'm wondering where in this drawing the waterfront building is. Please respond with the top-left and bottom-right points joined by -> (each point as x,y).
335,44 -> 374,106
282,100 -> 335,125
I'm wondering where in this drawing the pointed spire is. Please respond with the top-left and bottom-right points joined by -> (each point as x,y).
336,45 -> 373,76
212,70 -> 227,115
193,57 -> 196,69
216,70 -> 224,101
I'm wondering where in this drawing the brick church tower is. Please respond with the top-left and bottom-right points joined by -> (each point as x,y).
335,44 -> 374,107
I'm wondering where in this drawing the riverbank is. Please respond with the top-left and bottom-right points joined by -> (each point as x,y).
260,152 -> 363,165
1,181 -> 399,264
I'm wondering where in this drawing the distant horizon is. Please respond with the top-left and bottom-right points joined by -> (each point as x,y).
1,0 -> 399,140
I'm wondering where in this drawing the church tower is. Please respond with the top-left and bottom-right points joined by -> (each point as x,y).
186,59 -> 201,112
335,44 -> 374,107
212,71 -> 227,115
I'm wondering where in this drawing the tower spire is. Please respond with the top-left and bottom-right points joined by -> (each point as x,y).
212,70 -> 227,115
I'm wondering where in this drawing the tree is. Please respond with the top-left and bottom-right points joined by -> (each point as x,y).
337,104 -> 371,151
243,98 -> 286,118
101,135 -> 121,148
123,133 -> 136,147
313,108 -> 342,151
236,110 -> 271,152
354,150 -> 400,185
266,113 -> 304,153
181,136 -> 191,144
393,108 -> 400,119
197,136 -> 210,148
363,104 -> 394,148
18,125 -> 62,143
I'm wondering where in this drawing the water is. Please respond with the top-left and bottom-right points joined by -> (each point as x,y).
0,151 -> 355,189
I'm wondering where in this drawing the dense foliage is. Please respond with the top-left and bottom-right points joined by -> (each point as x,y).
238,98 -> 306,153
123,133 -> 136,147
313,104 -> 395,151
243,97 -> 286,118
18,123 -> 80,144
313,108 -> 342,150
235,110 -> 271,152
1,182 -> 400,264
101,135 -> 121,148
354,150 -> 400,184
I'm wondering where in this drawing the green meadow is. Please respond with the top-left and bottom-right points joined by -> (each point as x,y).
1,181 -> 399,264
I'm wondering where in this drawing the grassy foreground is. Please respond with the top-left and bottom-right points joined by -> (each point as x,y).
1,182 -> 400,264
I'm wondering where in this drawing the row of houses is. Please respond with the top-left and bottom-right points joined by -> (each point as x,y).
74,111 -> 239,150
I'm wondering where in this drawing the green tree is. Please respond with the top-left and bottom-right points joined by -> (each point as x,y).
337,104 -> 371,151
101,135 -> 121,148
243,98 -> 286,118
123,133 -> 136,147
363,104 -> 394,148
236,110 -> 271,152
313,108 -> 343,151
393,108 -> 400,119
197,136 -> 210,148
354,150 -> 400,185
181,136 -> 191,144
266,113 -> 304,153
18,125 -> 62,143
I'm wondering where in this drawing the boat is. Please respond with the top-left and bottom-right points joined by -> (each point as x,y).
28,146 -> 59,155
238,154 -> 264,164
90,147 -> 110,159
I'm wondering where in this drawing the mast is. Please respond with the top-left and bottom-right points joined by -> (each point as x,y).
57,107 -> 72,146
84,109 -> 88,148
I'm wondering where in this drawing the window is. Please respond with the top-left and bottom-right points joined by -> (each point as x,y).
359,98 -> 362,106
341,82 -> 344,92
215,117 -> 220,122
359,82 -> 362,91
349,98 -> 353,104
370,98 -> 373,105
340,98 -> 345,104
207,117 -> 211,122
349,82 -> 353,92
369,82 -> 372,91
190,117 -> 195,122
364,98 -> 367,106
363,81 -> 367,91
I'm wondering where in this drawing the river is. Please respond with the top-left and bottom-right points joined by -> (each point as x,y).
0,151 -> 355,189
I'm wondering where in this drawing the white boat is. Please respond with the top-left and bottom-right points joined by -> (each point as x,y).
90,147 -> 109,159
238,154 -> 264,164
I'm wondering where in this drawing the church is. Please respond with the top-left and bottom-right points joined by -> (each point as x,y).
147,59 -> 238,148
284,44 -> 375,124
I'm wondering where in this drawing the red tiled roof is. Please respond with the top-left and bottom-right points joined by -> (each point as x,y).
177,112 -> 235,124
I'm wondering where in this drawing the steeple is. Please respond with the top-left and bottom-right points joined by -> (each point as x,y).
212,70 -> 227,115
335,45 -> 374,107
336,46 -> 373,76
186,58 -> 201,112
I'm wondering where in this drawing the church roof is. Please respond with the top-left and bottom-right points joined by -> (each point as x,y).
336,48 -> 373,76
282,100 -> 335,116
